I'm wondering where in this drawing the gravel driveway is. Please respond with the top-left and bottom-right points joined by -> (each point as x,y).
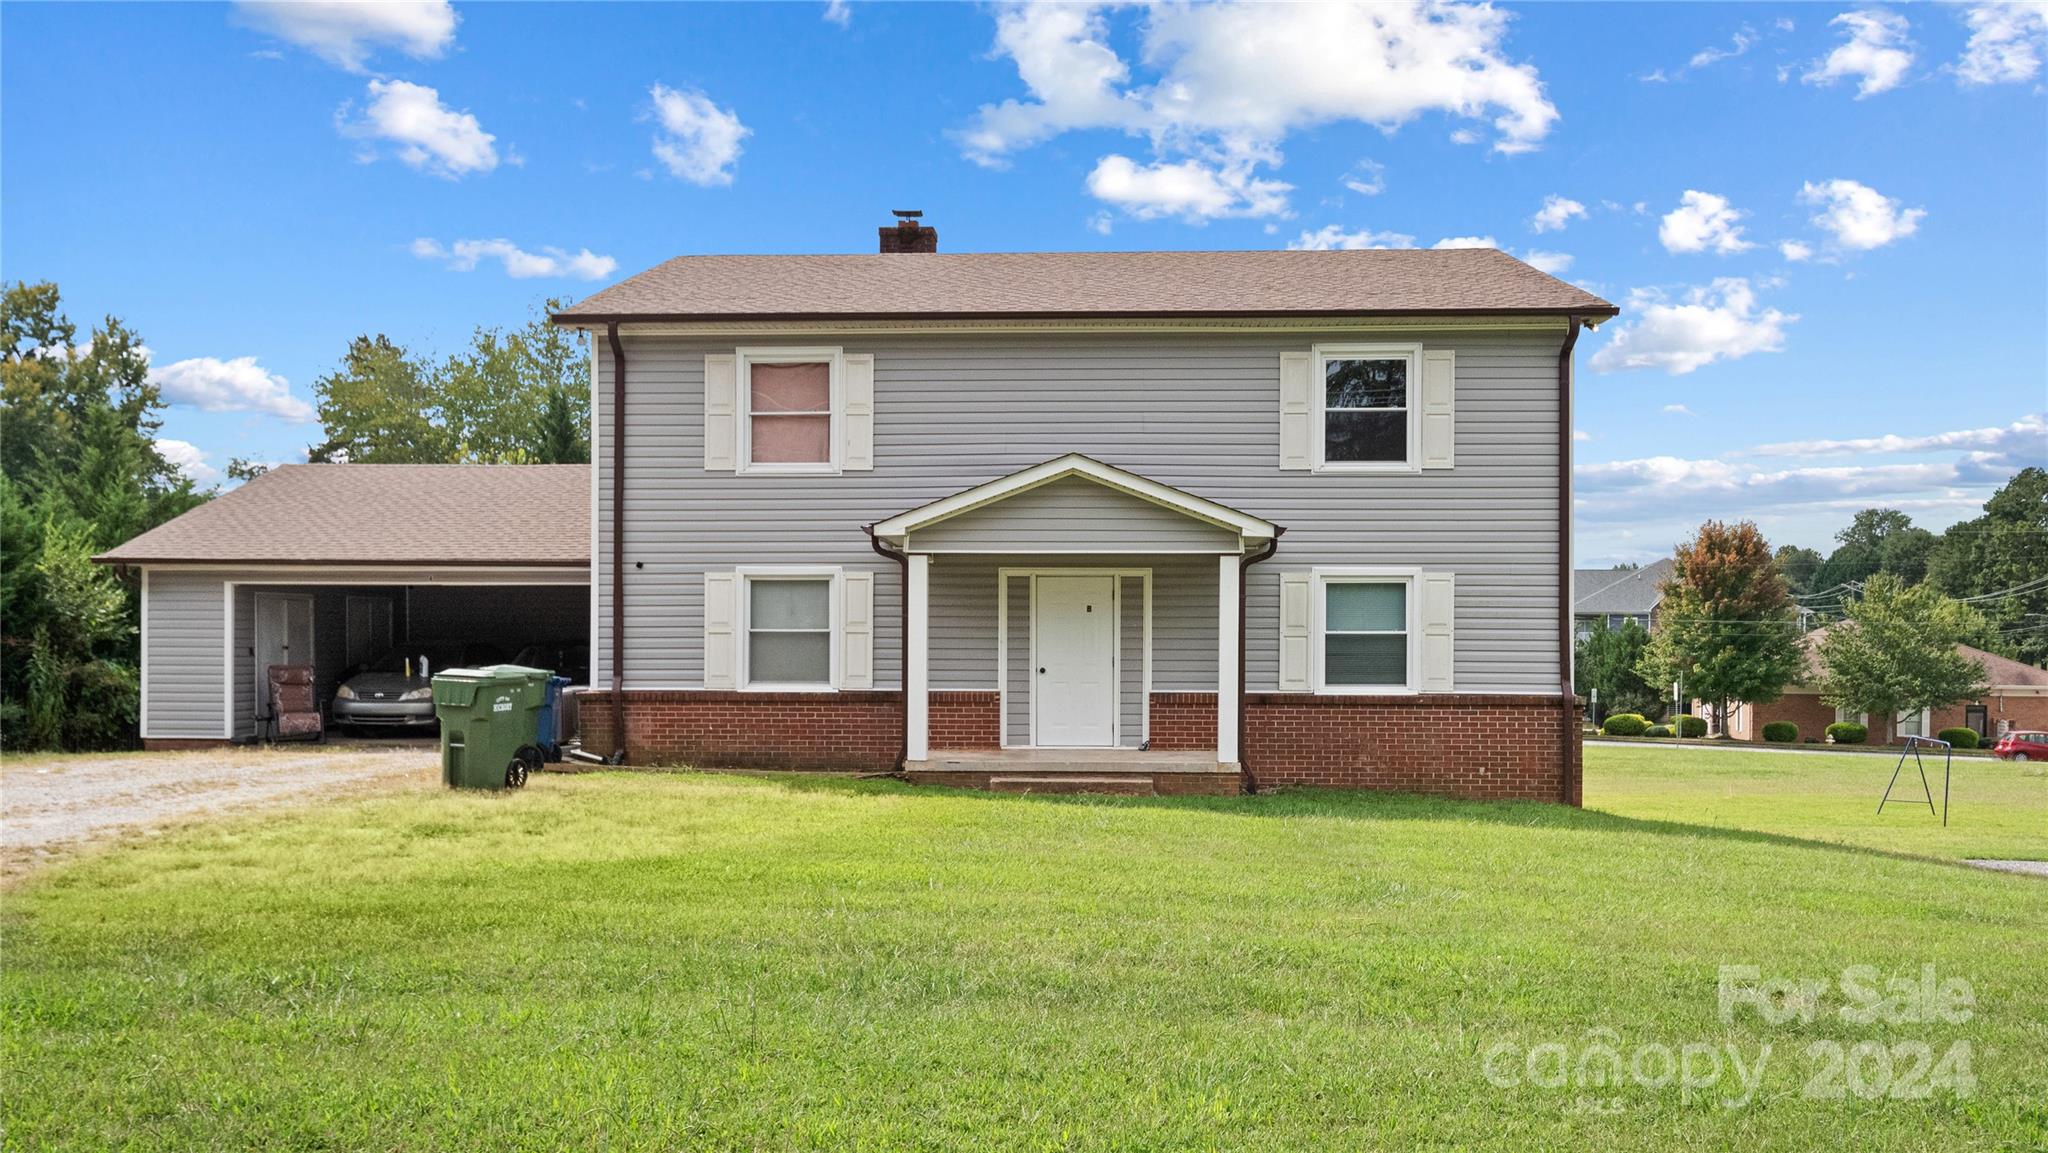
3,744 -> 436,879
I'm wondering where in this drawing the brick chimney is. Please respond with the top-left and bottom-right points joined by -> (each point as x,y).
879,209 -> 938,253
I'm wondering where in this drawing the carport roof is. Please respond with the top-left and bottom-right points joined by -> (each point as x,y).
95,464 -> 589,568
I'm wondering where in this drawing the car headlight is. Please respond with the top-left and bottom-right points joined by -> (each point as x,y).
401,686 -> 435,700
335,684 -> 357,700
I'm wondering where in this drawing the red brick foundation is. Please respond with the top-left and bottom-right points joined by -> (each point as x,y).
1147,692 -> 1219,750
1243,693 -> 1582,804
580,689 -> 1586,803
578,690 -> 902,770
931,691 -> 1000,749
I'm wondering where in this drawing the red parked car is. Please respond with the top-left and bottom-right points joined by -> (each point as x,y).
1991,731 -> 2048,762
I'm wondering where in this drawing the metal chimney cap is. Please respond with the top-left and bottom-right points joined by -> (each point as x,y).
891,209 -> 923,220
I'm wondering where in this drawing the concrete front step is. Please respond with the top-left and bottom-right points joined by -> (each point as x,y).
988,775 -> 1156,796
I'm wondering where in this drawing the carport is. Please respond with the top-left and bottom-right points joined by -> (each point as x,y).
95,464 -> 590,748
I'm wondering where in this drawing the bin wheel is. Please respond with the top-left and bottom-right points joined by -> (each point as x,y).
505,758 -> 530,789
516,744 -> 544,774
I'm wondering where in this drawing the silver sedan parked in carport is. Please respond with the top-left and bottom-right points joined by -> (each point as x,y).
331,650 -> 450,731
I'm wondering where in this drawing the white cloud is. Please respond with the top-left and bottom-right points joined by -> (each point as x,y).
823,0 -> 851,27
411,238 -> 617,281
154,439 -> 221,485
1689,25 -> 1758,69
962,2 -> 1558,220
1085,154 -> 1290,222
1573,429 -> 1592,442
1589,278 -> 1795,375
1779,240 -> 1815,262
149,355 -> 314,422
1087,211 -> 1114,236
1658,190 -> 1754,254
1529,194 -> 1586,233
1523,250 -> 1573,275
340,80 -> 497,178
1663,403 -> 1696,416
232,0 -> 455,72
1803,9 -> 1915,97
1286,224 -> 1417,250
1750,413 -> 2047,463
1432,235 -> 1498,249
1343,159 -> 1386,196
648,84 -> 749,186
1799,178 -> 1925,250
1957,2 -> 2048,85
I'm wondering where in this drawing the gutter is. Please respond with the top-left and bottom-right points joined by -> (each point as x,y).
1236,530 -> 1283,793
555,307 -> 1620,327
606,322 -> 628,766
865,526 -> 910,771
1557,315 -> 1585,804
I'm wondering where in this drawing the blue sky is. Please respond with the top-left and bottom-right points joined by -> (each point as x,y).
4,1 -> 2043,564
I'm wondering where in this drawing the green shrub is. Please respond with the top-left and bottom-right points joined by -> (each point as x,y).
1761,721 -> 1799,743
1602,713 -> 1649,737
1936,727 -> 1980,749
1643,724 -> 1674,738
1826,722 -> 1867,745
1675,715 -> 1708,739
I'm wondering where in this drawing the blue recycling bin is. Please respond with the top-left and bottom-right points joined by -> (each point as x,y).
534,675 -> 572,761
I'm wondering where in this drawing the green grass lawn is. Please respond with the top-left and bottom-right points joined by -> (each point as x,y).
1587,742 -> 2048,862
5,749 -> 2045,1150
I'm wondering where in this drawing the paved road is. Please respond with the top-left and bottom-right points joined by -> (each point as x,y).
1587,738 -> 2001,762
2,744 -> 435,879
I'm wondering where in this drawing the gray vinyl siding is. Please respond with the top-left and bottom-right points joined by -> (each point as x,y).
909,476 -> 1240,554
595,326 -> 1566,695
143,570 -> 226,738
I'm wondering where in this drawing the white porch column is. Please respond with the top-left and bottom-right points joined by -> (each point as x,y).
1217,554 -> 1240,764
906,553 -> 930,762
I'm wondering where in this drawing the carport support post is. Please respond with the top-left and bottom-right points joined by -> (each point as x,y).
1217,555 -> 1240,765
906,554 -> 929,762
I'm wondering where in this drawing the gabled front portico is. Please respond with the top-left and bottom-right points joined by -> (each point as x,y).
869,455 -> 1279,777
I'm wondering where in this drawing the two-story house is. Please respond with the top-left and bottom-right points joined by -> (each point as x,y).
552,219 -> 1616,801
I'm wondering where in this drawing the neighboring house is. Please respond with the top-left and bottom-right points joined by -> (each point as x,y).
548,219 -> 1617,801
1725,625 -> 2048,745
95,465 -> 589,747
1572,558 -> 1674,642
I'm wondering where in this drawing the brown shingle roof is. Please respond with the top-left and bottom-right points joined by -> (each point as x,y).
554,248 -> 1617,322
95,464 -> 588,567
1795,625 -> 2048,690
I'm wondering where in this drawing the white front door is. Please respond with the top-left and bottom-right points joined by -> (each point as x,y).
252,593 -> 315,716
1034,575 -> 1116,747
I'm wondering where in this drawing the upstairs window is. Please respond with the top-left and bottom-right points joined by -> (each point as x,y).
740,349 -> 840,473
1315,344 -> 1420,471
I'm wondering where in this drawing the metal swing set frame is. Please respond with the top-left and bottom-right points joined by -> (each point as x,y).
1878,735 -> 1953,827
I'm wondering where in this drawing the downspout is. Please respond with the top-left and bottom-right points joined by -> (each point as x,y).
606,322 -> 628,765
1237,529 -> 1283,793
865,526 -> 910,771
1557,315 -> 1585,804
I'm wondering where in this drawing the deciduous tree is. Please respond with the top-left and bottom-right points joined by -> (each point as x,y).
1642,520 -> 1805,729
1816,574 -> 1993,725
1927,468 -> 2048,666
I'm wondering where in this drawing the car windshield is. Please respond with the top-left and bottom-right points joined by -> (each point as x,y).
360,650 -> 454,678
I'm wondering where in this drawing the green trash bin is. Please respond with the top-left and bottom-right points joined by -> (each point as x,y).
432,665 -> 553,790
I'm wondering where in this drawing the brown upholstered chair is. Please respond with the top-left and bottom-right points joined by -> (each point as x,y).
267,664 -> 324,742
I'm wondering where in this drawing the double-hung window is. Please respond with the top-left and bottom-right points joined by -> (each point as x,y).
1314,343 -> 1420,471
742,572 -> 837,689
1315,572 -> 1414,692
739,348 -> 840,473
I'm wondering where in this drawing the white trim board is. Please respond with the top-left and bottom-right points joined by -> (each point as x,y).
574,317 -> 1580,337
874,453 -> 1277,544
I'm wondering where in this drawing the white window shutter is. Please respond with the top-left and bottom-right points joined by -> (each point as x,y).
1419,572 -> 1455,692
703,571 -> 738,689
1279,351 -> 1313,471
1420,349 -> 1455,470
841,571 -> 874,689
1278,571 -> 1312,691
704,353 -> 737,471
842,354 -> 874,471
